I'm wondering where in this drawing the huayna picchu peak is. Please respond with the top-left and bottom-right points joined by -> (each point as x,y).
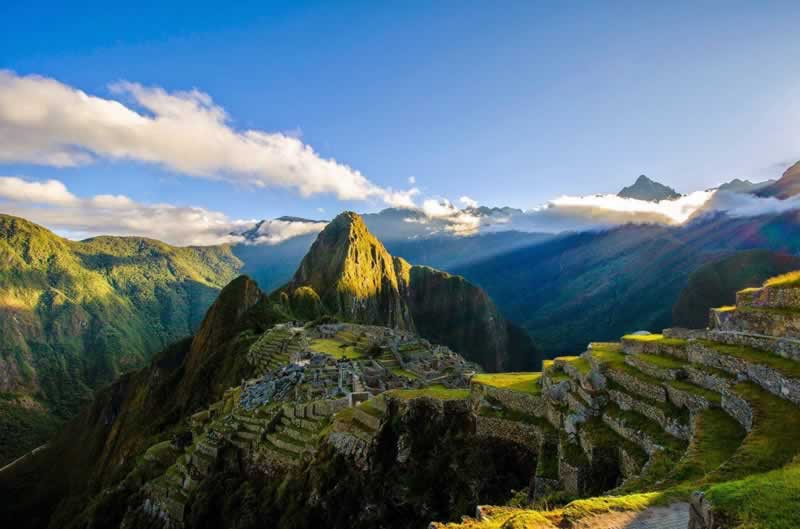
273,211 -> 539,372
617,174 -> 682,202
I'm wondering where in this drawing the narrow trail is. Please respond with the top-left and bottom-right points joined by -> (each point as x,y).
572,503 -> 690,529
0,444 -> 47,474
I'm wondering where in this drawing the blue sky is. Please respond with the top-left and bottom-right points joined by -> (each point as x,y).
1,0 -> 800,239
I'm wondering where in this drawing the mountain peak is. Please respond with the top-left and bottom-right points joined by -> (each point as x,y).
617,174 -> 681,202
286,210 -> 414,329
756,160 -> 800,199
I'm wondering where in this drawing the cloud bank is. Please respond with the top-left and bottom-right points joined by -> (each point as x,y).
0,71 -> 415,206
0,176 -> 262,246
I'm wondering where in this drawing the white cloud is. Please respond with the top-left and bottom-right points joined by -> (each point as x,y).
0,177 -> 78,206
382,187 -> 420,209
408,176 -> 416,184
0,176 -> 251,246
459,195 -> 479,209
420,198 -> 482,235
0,71 -> 415,206
244,219 -> 328,245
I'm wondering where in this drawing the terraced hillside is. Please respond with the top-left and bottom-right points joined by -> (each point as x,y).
433,273 -> 800,529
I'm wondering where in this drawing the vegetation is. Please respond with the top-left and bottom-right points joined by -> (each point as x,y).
471,372 -> 542,395
309,338 -> 366,360
386,385 -> 470,401
0,214 -> 243,463
698,340 -> 800,378
672,250 -> 800,328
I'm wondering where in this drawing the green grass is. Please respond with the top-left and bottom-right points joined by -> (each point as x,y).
389,366 -> 420,379
622,334 -> 688,347
569,357 -> 591,375
308,338 -> 366,360
764,270 -> 800,288
698,339 -> 800,379
632,352 -> 686,370
667,379 -> 722,405
705,460 -> 800,529
660,408 -> 745,487
387,384 -> 470,401
709,382 -> 800,482
471,372 -> 543,395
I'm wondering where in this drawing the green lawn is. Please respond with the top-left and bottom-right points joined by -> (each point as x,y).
309,338 -> 366,360
622,334 -> 688,347
472,372 -> 543,395
387,384 -> 470,401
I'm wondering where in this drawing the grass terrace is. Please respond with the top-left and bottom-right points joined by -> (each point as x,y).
697,340 -> 800,379
308,338 -> 366,360
622,334 -> 688,347
471,372 -> 543,395
764,270 -> 800,289
386,384 -> 470,401
710,382 -> 800,482
605,403 -> 688,454
632,352 -> 687,370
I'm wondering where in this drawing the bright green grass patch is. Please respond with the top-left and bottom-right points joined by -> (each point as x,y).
698,339 -> 800,378
569,357 -> 591,375
714,305 -> 737,312
667,379 -> 722,405
705,460 -> 800,529
661,408 -> 745,488
633,353 -> 686,370
764,270 -> 800,289
308,338 -> 366,360
560,491 -> 675,522
591,345 -> 666,388
472,372 -> 543,395
389,366 -> 420,380
710,382 -> 800,482
622,334 -> 688,347
387,384 -> 470,401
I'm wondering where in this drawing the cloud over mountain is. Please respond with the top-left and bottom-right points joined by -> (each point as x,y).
0,176 -> 253,246
0,71 -> 414,206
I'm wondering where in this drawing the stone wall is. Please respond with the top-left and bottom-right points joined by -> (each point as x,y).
474,416 -> 544,449
721,390 -> 753,431
605,369 -> 667,403
470,383 -> 547,418
608,389 -> 691,441
688,342 -> 800,406
625,355 -> 683,381
711,307 -> 800,340
737,286 -> 800,310
621,339 -> 689,360
707,330 -> 800,362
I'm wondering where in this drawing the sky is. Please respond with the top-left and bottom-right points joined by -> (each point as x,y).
1,1 -> 800,244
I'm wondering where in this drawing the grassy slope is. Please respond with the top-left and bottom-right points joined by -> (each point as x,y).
0,214 -> 242,464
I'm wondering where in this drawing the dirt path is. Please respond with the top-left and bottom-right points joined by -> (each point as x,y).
572,503 -> 689,529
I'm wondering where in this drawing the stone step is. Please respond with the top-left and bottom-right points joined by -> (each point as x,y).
235,430 -> 258,441
707,329 -> 800,363
602,404 -> 688,456
352,407 -> 381,431
620,335 -> 689,360
606,383 -> 692,441
687,340 -> 800,406
736,285 -> 800,311
267,433 -> 307,454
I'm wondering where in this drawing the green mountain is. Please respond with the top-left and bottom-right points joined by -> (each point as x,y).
6,243 -> 800,528
672,249 -> 800,328
455,210 -> 800,356
0,214 -> 242,465
274,212 -> 539,371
